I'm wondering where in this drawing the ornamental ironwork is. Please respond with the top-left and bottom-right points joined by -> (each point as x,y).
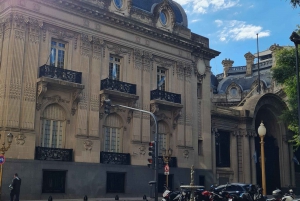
35,146 -> 73,162
150,89 -> 181,104
100,151 -> 131,165
100,78 -> 136,95
39,65 -> 82,84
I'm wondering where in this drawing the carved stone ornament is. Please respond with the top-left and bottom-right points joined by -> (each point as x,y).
173,108 -> 182,129
15,134 -> 26,145
71,89 -> 82,116
139,145 -> 146,155
153,56 -> 174,68
127,110 -> 133,124
84,139 -> 93,151
107,43 -> 132,63
150,103 -> 159,114
36,82 -> 48,110
183,150 -> 189,158
153,1 -> 175,29
100,94 -> 109,108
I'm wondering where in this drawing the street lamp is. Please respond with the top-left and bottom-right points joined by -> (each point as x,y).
163,148 -> 172,188
290,32 -> 300,137
0,133 -> 14,200
258,122 -> 267,196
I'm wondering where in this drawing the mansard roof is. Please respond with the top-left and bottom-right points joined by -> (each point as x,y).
132,0 -> 188,27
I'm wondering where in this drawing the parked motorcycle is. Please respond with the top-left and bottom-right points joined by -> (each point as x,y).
266,189 -> 294,201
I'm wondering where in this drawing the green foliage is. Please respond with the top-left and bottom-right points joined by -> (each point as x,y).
290,0 -> 300,8
272,44 -> 300,147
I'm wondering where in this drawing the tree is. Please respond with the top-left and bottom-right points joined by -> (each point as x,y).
290,0 -> 300,8
272,29 -> 300,147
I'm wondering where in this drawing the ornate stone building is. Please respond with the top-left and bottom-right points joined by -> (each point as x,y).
211,44 -> 298,194
0,0 -> 219,199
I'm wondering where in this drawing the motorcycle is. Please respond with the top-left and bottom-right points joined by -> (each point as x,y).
267,189 -> 294,201
162,187 -> 182,201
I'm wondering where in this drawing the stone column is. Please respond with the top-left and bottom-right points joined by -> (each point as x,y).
221,59 -> 234,78
211,127 -> 217,184
244,52 -> 255,77
250,133 -> 257,184
231,131 -> 238,182
243,130 -> 251,183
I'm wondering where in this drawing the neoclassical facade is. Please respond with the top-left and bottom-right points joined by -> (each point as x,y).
0,0 -> 219,199
211,44 -> 298,194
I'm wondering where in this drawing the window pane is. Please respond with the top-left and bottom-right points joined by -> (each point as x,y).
52,121 -> 58,148
50,48 -> 56,67
105,128 -> 111,151
111,128 -> 116,152
43,120 -> 51,147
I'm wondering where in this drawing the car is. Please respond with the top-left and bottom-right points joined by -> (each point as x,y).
211,183 -> 256,201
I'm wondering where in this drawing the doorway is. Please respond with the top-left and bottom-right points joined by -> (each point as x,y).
255,107 -> 281,194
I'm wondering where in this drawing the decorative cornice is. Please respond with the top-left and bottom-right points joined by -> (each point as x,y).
37,0 -> 219,60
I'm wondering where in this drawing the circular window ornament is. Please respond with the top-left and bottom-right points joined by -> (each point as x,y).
114,0 -> 123,9
160,11 -> 167,25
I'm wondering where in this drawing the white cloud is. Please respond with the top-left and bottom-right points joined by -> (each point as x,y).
173,0 -> 239,14
191,19 -> 201,23
214,19 -> 223,27
216,20 -> 270,42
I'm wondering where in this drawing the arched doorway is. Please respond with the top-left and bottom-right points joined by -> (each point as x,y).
252,94 -> 288,194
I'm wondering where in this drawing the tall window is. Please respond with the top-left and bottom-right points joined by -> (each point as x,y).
158,121 -> 169,156
197,83 -> 202,99
50,40 -> 66,68
109,55 -> 121,80
157,67 -> 166,91
104,114 -> 123,152
41,104 -> 66,148
215,131 -> 230,167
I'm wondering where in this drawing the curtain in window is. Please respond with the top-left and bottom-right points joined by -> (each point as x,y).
104,114 -> 123,152
158,121 -> 169,156
41,104 -> 66,148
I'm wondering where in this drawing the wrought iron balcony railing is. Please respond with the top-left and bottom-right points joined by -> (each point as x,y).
100,151 -> 131,165
100,78 -> 136,95
39,65 -> 82,84
150,89 -> 181,104
35,146 -> 73,162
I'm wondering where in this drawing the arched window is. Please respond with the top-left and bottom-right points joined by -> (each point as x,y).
158,121 -> 169,156
41,104 -> 66,148
104,114 -> 123,153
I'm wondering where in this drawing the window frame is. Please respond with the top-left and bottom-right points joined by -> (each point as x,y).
157,67 -> 167,91
109,55 -> 122,81
106,172 -> 126,193
41,119 -> 66,148
103,126 -> 123,153
50,39 -> 67,68
42,170 -> 67,193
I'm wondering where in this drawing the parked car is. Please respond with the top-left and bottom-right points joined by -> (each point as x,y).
211,183 -> 261,201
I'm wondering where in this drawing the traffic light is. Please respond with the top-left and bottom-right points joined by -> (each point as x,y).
147,141 -> 155,168
104,99 -> 111,114
148,141 -> 155,159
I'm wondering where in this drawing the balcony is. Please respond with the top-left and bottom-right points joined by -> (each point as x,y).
100,78 -> 138,103
35,146 -> 73,162
150,89 -> 181,104
100,151 -> 131,165
39,65 -> 82,84
36,65 -> 84,113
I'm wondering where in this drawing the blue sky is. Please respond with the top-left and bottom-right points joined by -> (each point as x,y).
173,0 -> 300,75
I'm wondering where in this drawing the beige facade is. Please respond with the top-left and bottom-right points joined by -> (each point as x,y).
0,0 -> 219,199
211,44 -> 298,194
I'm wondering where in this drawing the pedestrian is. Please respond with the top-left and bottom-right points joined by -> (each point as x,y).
10,173 -> 21,201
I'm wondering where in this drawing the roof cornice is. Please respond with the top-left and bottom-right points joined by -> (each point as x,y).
36,0 -> 220,60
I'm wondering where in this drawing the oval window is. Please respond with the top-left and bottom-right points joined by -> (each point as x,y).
160,11 -> 167,25
114,0 -> 123,9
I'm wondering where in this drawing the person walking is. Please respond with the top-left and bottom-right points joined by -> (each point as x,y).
10,173 -> 21,201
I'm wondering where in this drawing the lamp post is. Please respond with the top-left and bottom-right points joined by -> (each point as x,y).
290,32 -> 300,137
163,148 -> 172,187
0,133 -> 14,201
258,122 -> 267,196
